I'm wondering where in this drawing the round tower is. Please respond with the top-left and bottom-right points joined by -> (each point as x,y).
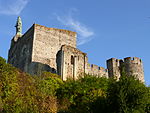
124,57 -> 144,82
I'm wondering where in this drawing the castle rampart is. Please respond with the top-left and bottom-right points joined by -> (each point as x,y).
87,64 -> 108,78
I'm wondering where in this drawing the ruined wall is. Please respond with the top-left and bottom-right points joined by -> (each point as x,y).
87,64 -> 108,78
8,25 -> 34,73
57,45 -> 86,80
32,24 -> 76,71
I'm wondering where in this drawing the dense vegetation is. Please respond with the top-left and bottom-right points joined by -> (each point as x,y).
0,56 -> 150,113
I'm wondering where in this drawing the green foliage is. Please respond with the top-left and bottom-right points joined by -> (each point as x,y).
35,72 -> 63,113
0,57 -> 39,112
57,75 -> 109,113
107,75 -> 150,113
0,57 -> 20,112
36,72 -> 63,96
0,57 -> 64,112
0,56 -> 150,113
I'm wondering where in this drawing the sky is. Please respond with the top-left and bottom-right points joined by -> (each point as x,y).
0,0 -> 150,85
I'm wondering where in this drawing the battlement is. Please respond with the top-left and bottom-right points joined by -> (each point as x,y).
91,64 -> 99,70
90,64 -> 107,72
99,66 -> 108,72
107,58 -> 121,68
87,64 -> 108,78
124,57 -> 142,64
107,57 -> 143,67
107,58 -> 120,62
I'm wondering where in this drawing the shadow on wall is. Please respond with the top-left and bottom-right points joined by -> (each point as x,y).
56,50 -> 62,76
29,62 -> 57,75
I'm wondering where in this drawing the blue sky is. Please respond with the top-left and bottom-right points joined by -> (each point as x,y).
0,0 -> 150,85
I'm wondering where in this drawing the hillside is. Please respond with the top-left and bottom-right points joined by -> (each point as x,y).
0,56 -> 150,113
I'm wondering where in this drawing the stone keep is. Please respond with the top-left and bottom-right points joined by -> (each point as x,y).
8,24 -> 76,76
8,17 -> 144,82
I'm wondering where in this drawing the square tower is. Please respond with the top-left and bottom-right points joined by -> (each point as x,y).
8,24 -> 77,75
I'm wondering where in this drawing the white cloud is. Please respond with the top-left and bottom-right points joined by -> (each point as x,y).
0,0 -> 29,15
55,9 -> 94,45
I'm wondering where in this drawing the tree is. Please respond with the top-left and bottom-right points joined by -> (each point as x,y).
35,72 -> 63,113
0,57 -> 38,112
57,75 -> 109,113
107,75 -> 150,113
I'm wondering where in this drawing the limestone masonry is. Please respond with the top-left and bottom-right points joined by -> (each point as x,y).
8,17 -> 144,82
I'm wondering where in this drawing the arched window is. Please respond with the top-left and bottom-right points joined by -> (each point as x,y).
71,55 -> 74,65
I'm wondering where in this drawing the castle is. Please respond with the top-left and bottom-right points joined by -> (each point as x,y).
8,17 -> 144,82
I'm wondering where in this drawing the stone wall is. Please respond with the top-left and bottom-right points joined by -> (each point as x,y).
87,64 -> 108,78
124,57 -> 144,82
107,58 -> 121,80
57,45 -> 87,80
8,25 -> 34,73
8,24 -> 65,75
106,57 -> 144,82
57,45 -> 108,80
32,24 -> 77,71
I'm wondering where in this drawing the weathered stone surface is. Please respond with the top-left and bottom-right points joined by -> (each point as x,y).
107,57 -> 144,82
8,24 -> 77,75
107,58 -> 121,80
8,25 -> 34,74
56,45 -> 108,80
87,64 -> 108,78
124,57 -> 144,82
32,24 -> 76,70
57,45 -> 87,80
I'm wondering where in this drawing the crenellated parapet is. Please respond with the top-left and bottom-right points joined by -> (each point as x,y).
87,64 -> 108,78
124,57 -> 142,64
